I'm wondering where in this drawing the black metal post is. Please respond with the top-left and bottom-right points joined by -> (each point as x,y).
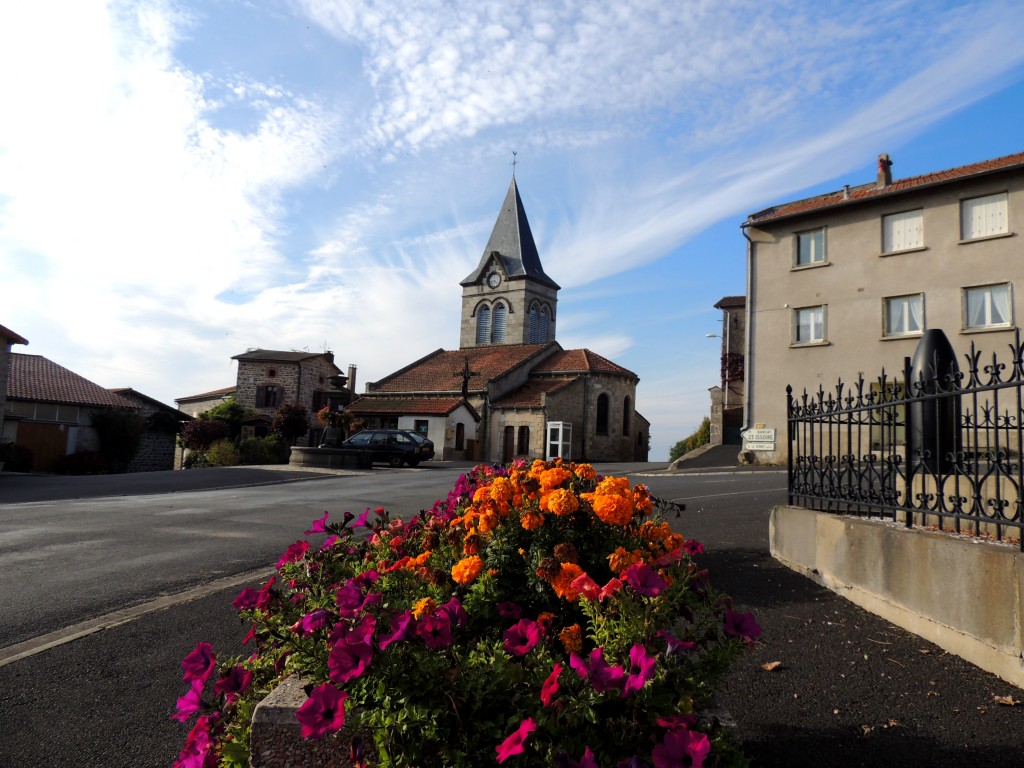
907,329 -> 961,475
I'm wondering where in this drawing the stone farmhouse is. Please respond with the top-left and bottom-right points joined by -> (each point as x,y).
349,178 -> 650,463
742,150 -> 1024,463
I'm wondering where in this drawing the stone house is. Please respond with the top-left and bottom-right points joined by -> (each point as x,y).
742,150 -> 1024,463
175,386 -> 237,418
0,323 -> 29,442
4,353 -> 180,472
109,388 -> 190,472
708,296 -> 745,446
351,178 -> 650,463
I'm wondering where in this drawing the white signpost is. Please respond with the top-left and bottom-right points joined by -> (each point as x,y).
743,427 -> 776,451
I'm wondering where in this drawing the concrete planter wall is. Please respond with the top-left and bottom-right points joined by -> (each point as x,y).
770,505 -> 1024,689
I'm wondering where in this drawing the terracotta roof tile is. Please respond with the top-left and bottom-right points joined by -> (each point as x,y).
231,349 -> 339,369
348,397 -> 473,417
8,354 -> 138,409
175,386 -> 237,403
368,344 -> 555,393
748,150 -> 1024,225
532,349 -> 637,378
714,296 -> 745,309
491,378 -> 577,408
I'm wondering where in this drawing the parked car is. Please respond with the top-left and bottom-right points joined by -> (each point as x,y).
340,429 -> 434,467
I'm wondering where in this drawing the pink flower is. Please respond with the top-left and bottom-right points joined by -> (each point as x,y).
497,601 -> 523,620
724,610 -> 762,643
232,587 -> 259,612
335,580 -> 365,615
496,718 -> 537,763
624,563 -> 668,597
569,648 -> 625,693
171,679 -> 206,723
354,508 -> 372,528
328,631 -> 374,684
305,511 -> 330,534
181,642 -> 216,682
291,608 -> 329,636
600,577 -> 623,600
622,643 -> 657,697
651,728 -> 710,768
503,619 -> 542,657
657,630 -> 697,655
321,535 -> 340,550
416,612 -> 453,649
540,662 -> 562,707
571,572 -> 601,601
379,610 -> 414,650
440,596 -> 468,628
656,714 -> 698,730
276,540 -> 310,570
683,539 -> 704,556
295,683 -> 349,740
579,747 -> 599,768
330,613 -> 377,646
213,665 -> 253,699
174,714 -> 215,768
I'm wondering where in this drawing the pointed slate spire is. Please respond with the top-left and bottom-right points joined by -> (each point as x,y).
461,178 -> 560,289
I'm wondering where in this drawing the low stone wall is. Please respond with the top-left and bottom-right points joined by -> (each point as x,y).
250,676 -> 355,767
770,505 -> 1024,689
289,447 -> 372,470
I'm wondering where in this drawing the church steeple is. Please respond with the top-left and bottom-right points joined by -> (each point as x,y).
459,178 -> 560,349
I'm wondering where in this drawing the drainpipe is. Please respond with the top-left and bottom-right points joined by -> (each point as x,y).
740,222 -> 754,435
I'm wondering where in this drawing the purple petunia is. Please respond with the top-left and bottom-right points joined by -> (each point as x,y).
622,643 -> 657,697
378,609 -> 414,650
570,648 -> 625,693
416,611 -> 453,649
724,610 -> 762,644
625,563 -> 668,597
295,683 -> 348,740
305,511 -> 330,534
652,727 -> 710,768
180,642 -> 216,682
503,618 -> 542,657
495,718 -> 536,763
328,635 -> 374,684
213,664 -> 253,700
276,540 -> 310,570
171,678 -> 206,723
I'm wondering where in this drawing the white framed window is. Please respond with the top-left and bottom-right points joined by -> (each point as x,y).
795,228 -> 826,266
883,294 -> 924,337
882,209 -> 923,253
793,305 -> 826,345
961,192 -> 1008,240
963,283 -> 1012,330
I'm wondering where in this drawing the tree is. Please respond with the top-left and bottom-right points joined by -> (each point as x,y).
89,408 -> 147,472
179,418 -> 231,452
203,396 -> 256,441
669,417 -> 712,462
271,403 -> 310,445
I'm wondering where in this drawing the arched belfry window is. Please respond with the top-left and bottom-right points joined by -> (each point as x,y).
596,393 -> 609,436
540,307 -> 549,343
622,396 -> 631,436
529,305 -> 539,343
476,305 -> 491,345
492,303 -> 507,343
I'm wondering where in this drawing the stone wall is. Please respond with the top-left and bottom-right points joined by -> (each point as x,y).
236,356 -> 339,446
582,373 -> 639,462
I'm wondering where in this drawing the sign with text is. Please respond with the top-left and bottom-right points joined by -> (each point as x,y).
743,428 -> 776,451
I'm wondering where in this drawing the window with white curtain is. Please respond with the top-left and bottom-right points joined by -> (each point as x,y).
475,305 -> 491,344
961,193 -> 1008,240
882,209 -> 924,253
793,305 -> 826,344
883,294 -> 924,337
795,227 -> 826,266
964,283 -> 1012,329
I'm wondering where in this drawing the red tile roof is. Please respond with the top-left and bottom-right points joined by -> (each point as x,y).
7,354 -> 137,409
747,150 -> 1024,225
232,349 -> 336,364
175,386 -> 237,403
368,344 -> 556,393
348,397 -> 476,418
714,296 -> 745,309
532,349 -> 637,378
0,323 -> 28,346
491,378 -> 577,408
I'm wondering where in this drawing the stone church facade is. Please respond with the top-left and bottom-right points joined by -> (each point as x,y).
349,178 -> 649,463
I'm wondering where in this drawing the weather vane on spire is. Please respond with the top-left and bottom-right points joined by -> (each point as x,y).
511,150 -> 518,178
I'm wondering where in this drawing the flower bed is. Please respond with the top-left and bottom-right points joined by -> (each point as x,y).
173,459 -> 759,767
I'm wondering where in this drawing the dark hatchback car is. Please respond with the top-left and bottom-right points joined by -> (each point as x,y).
341,429 -> 435,467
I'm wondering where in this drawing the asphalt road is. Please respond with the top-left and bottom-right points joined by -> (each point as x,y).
0,464 -> 1021,767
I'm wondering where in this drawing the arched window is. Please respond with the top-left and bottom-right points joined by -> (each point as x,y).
596,393 -> 609,436
517,426 -> 530,455
622,396 -> 631,436
476,305 -> 491,344
491,303 -> 507,343
529,305 -> 538,343
540,307 -> 549,343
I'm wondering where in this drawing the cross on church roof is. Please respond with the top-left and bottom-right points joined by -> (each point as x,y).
455,356 -> 480,398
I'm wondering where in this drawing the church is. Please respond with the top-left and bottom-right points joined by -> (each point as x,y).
347,178 -> 649,463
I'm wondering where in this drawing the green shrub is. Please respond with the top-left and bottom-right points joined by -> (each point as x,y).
0,441 -> 33,472
239,435 -> 288,465
206,439 -> 240,467
183,451 -> 210,469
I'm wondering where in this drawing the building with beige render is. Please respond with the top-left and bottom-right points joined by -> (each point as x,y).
743,150 -> 1024,464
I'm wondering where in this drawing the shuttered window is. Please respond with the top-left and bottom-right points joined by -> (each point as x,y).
529,306 -> 538,343
476,306 -> 491,344
540,308 -> 549,343
882,209 -> 923,253
961,193 -> 1008,240
491,303 -> 507,343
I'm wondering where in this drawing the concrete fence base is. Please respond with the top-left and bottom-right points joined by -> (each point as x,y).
770,505 -> 1024,689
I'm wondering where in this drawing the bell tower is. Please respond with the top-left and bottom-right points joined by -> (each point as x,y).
459,178 -> 560,349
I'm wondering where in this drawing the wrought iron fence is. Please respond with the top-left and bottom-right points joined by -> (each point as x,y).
788,329 -> 1024,550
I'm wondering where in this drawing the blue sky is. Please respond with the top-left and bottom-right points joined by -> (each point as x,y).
2,1 -> 1023,461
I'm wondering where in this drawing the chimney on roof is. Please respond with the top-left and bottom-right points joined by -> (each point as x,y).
877,153 -> 893,188
347,364 -> 357,393
843,184 -> 850,200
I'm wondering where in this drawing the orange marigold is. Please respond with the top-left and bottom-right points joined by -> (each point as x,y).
608,546 -> 644,573
521,511 -> 545,530
633,484 -> 654,515
412,597 -> 437,619
539,467 -> 573,491
546,488 -> 580,516
463,533 -> 481,556
405,551 -> 432,569
589,493 -> 634,526
559,624 -> 583,655
451,555 -> 484,585
473,486 -> 491,503
572,462 -> 597,481
477,509 -> 500,534
550,562 -> 584,601
489,477 -> 514,504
